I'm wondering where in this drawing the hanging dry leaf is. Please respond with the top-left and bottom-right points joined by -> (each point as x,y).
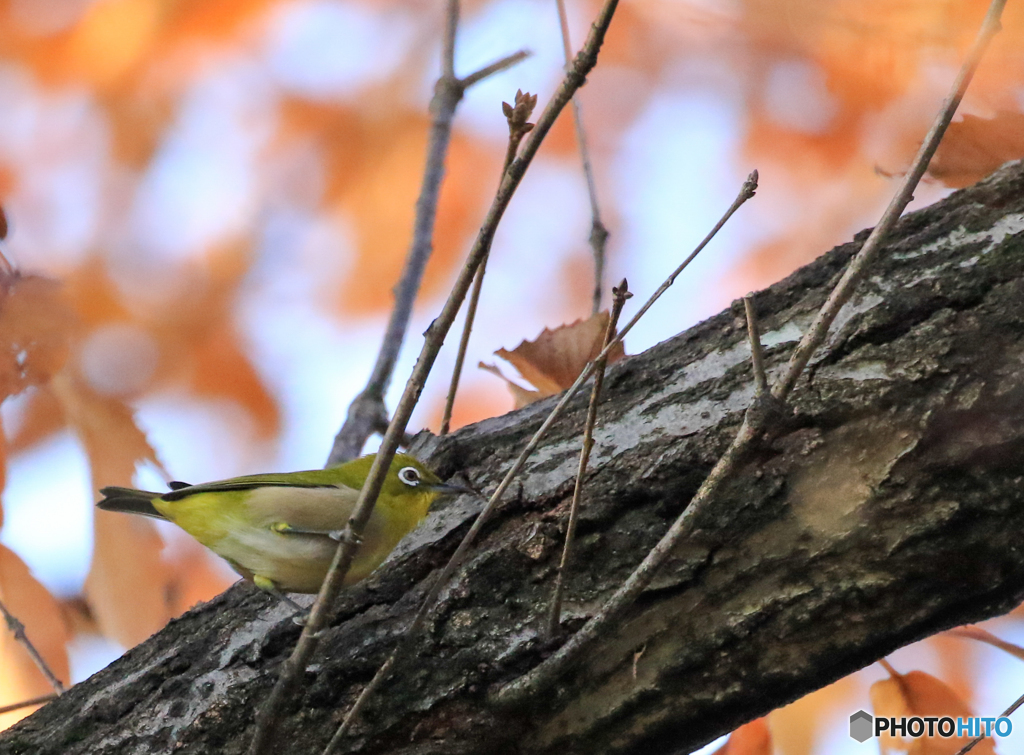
870,666 -> 996,755
713,718 -> 772,755
483,311 -> 626,408
478,362 -> 543,409
929,111 -> 1024,188
0,545 -> 69,730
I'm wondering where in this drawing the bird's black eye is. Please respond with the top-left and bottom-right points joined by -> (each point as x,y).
398,467 -> 421,486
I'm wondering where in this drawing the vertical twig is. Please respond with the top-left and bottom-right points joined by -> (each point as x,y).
743,295 -> 768,396
325,170 -> 754,754
441,0 -> 458,80
0,597 -> 65,694
547,280 -> 630,638
493,0 -> 1007,706
556,0 -> 608,313
248,5 -> 620,754
440,90 -> 538,436
326,0 -> 529,464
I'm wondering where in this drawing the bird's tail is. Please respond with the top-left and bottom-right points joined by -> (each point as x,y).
97,487 -> 167,520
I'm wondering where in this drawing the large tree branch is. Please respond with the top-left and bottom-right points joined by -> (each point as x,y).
8,160 -> 1024,754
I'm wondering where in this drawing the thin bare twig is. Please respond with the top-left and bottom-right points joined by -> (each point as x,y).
250,5 -> 621,754
743,295 -> 768,396
556,0 -> 608,313
438,254 -> 487,437
461,51 -> 531,89
326,22 -> 529,464
953,690 -> 1024,755
493,0 -> 1006,706
440,90 -> 538,436
0,692 -> 58,716
947,625 -> 1024,660
0,597 -> 64,694
877,657 -> 900,678
326,169 -> 755,753
547,280 -> 629,638
441,0 -> 458,79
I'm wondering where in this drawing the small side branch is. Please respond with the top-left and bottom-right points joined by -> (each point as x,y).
0,693 -> 58,716
0,597 -> 65,695
743,295 -> 768,396
441,0 -> 458,79
326,31 -> 529,464
461,51 -> 531,89
440,90 -> 538,436
556,0 -> 608,313
493,0 -> 1006,707
547,280 -> 630,638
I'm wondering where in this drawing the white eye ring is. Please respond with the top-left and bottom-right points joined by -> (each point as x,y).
398,467 -> 421,486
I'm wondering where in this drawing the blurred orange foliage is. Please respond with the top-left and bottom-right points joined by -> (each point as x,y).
714,718 -> 772,755
871,664 -> 997,755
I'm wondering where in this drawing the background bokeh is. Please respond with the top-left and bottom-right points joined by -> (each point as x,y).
2,0 -> 1024,750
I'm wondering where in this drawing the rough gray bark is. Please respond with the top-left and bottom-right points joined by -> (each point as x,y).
6,160 -> 1024,755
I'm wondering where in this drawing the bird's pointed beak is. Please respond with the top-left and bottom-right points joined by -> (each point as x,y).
428,480 -> 476,497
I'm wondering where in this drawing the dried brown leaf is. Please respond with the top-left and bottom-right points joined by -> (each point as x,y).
478,362 -> 542,409
929,111 -> 1024,188
489,311 -> 626,407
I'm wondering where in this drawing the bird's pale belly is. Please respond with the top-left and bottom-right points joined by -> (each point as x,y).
205,512 -> 400,593
215,526 -> 334,593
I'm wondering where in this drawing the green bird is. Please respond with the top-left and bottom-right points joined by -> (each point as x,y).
97,453 -> 467,600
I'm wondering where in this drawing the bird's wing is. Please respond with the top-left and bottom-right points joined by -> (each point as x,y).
160,470 -> 341,502
240,484 -> 361,533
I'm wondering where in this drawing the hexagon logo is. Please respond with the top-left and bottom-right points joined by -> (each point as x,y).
849,710 -> 873,743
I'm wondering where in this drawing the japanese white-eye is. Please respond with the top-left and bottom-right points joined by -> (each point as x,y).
97,453 -> 466,598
